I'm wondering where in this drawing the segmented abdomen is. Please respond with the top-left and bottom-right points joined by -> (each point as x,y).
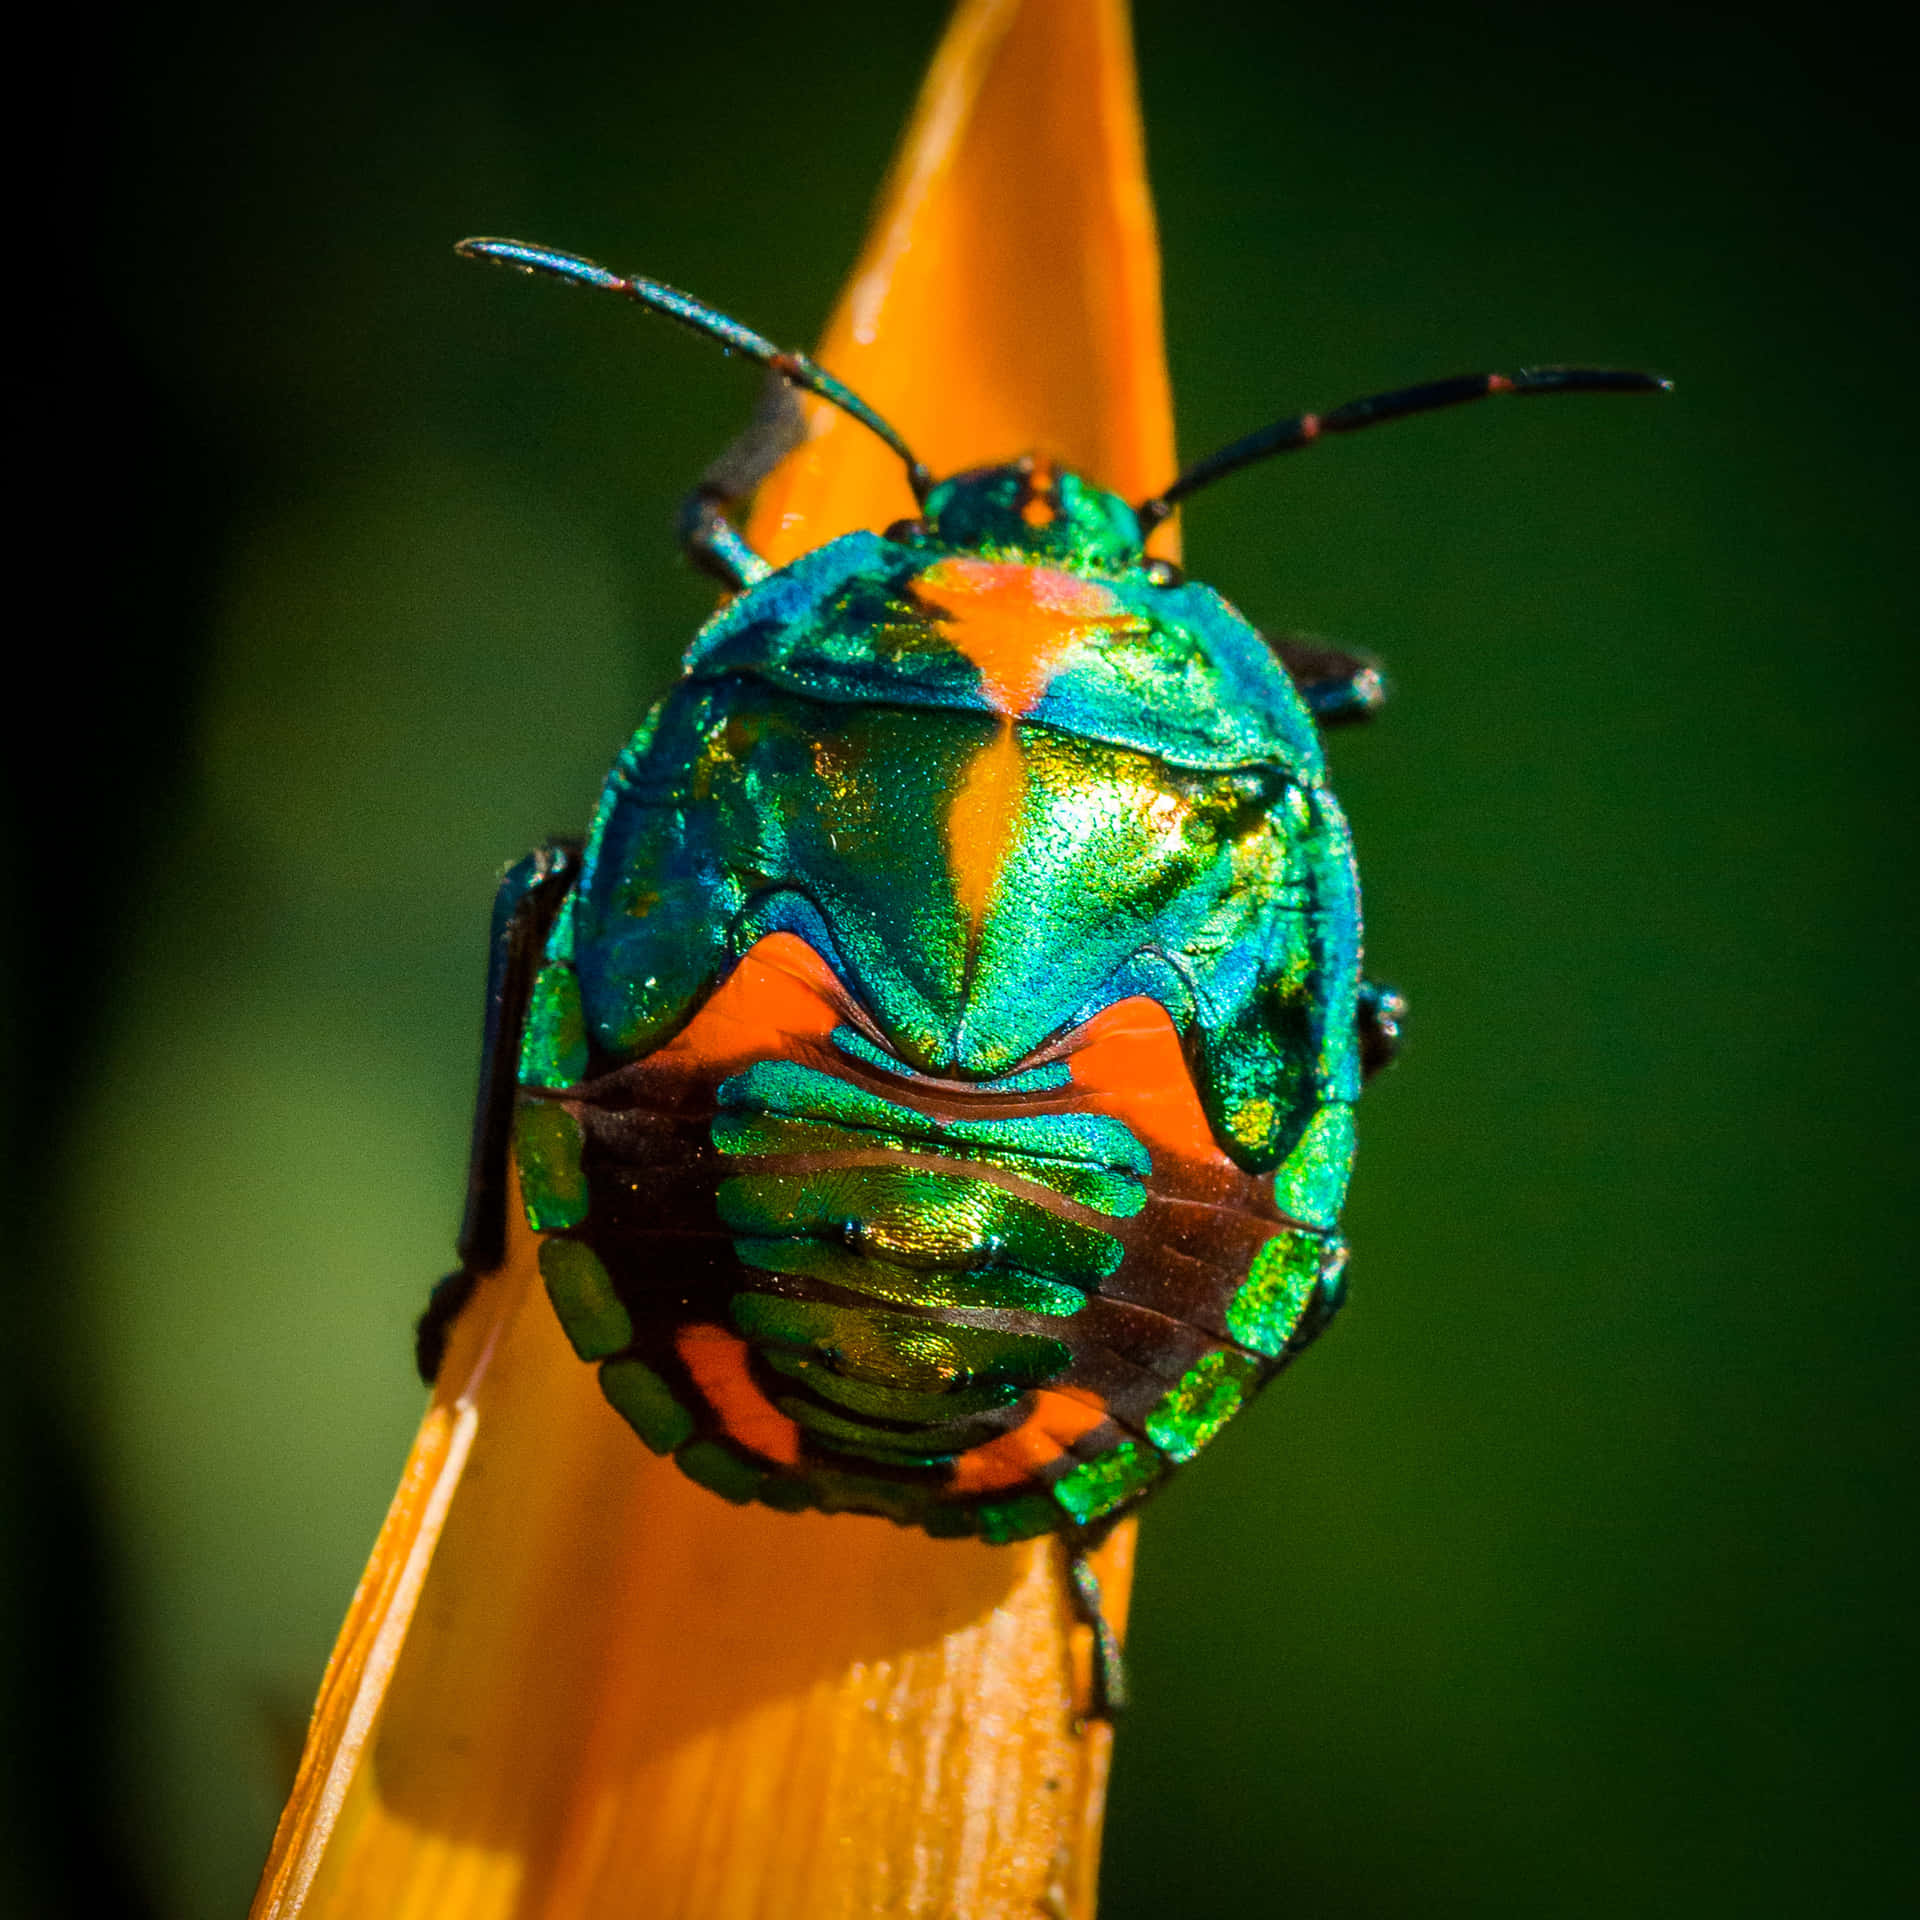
516,932 -> 1346,1541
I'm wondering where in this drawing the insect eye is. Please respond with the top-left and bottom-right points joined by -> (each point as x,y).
1142,558 -> 1184,587
884,518 -> 928,542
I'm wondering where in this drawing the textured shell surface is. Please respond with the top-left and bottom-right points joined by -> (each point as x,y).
512,466 -> 1362,1541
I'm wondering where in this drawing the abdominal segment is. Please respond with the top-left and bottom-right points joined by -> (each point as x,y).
514,932 -> 1347,1540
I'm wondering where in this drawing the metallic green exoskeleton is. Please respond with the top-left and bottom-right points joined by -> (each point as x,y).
419,239 -> 1663,1696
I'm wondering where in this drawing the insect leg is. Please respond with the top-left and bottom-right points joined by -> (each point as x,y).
1066,1545 -> 1129,1722
416,839 -> 582,1384
1357,978 -> 1408,1080
1268,633 -> 1388,727
677,373 -> 808,589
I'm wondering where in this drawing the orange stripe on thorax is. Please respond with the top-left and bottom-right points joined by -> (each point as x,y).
913,555 -> 1139,937
914,554 -> 1131,715
944,728 -> 1026,933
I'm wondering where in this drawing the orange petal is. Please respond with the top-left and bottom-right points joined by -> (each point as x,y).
255,2 -> 1165,1914
745,0 -> 1178,566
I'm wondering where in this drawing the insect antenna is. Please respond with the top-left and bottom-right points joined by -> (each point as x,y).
1135,366 -> 1670,532
457,237 -> 934,503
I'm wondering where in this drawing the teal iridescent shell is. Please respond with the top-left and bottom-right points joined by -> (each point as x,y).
432,233 -> 1659,1556
511,466 -> 1361,1540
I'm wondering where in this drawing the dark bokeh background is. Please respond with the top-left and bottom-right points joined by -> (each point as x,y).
10,2 -> 1914,1913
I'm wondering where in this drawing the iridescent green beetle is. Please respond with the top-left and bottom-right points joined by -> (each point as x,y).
420,236 -> 1664,1705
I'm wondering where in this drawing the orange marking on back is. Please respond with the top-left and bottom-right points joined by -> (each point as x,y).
946,722 -> 1027,932
914,553 -> 1132,715
646,936 -> 1232,1182
1063,995 -> 1223,1163
652,932 -> 846,1079
948,1388 -> 1110,1495
676,1324 -> 803,1467
915,557 -> 1138,941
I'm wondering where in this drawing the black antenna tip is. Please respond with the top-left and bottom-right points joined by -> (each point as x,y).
1511,366 -> 1674,398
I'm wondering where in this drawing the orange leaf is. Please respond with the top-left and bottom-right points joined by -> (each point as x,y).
746,0 -> 1178,564
254,3 -> 1170,1914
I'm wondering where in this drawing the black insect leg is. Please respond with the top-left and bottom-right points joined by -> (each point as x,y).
1264,634 -> 1401,1076
1269,633 -> 1388,727
677,373 -> 808,589
1358,978 -> 1408,1080
1066,1544 -> 1129,1723
416,839 -> 582,1384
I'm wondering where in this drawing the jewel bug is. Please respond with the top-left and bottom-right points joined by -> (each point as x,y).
419,234 -> 1665,1709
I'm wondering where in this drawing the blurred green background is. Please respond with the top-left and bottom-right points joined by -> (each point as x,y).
9,1 -> 1913,1913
